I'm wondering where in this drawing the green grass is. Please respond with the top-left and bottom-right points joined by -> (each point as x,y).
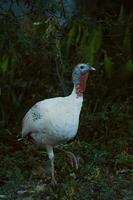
0,139 -> 132,200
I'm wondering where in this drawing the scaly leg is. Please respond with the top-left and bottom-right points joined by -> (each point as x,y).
65,150 -> 79,169
46,145 -> 57,185
51,156 -> 57,185
57,148 -> 80,169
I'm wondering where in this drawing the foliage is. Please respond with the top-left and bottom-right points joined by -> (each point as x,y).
104,52 -> 113,79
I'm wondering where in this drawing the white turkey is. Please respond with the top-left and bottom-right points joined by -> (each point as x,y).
18,63 -> 95,185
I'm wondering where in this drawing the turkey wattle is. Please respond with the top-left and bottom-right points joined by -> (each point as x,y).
19,63 -> 95,185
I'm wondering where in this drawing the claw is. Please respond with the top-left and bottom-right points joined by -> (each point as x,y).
51,178 -> 58,187
66,151 -> 80,169
57,147 -> 80,169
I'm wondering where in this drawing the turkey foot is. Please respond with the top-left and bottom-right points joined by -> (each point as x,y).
58,148 -> 80,169
65,151 -> 80,169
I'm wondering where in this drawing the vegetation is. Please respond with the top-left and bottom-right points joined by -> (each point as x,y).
0,1 -> 132,199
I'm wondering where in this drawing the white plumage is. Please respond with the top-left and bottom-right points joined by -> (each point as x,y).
20,63 -> 95,185
22,88 -> 82,145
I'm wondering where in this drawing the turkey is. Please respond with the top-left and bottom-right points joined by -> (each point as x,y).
19,63 -> 95,185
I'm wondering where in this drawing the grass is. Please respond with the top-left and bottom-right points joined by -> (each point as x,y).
0,137 -> 132,200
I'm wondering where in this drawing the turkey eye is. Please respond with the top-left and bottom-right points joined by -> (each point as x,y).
80,66 -> 84,69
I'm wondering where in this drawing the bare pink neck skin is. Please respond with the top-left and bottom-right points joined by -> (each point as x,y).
75,73 -> 88,97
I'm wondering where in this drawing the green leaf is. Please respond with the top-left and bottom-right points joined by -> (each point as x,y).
125,59 -> 133,73
86,27 -> 102,64
66,24 -> 77,56
11,92 -> 21,108
123,28 -> 131,53
0,57 -> 9,73
104,52 -> 113,79
76,23 -> 82,44
118,4 -> 124,22
79,28 -> 88,60
128,120 -> 133,136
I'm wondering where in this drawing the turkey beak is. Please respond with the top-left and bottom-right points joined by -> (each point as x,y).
87,65 -> 96,72
90,67 -> 96,71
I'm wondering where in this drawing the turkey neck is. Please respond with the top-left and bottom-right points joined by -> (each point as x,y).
75,73 -> 88,97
